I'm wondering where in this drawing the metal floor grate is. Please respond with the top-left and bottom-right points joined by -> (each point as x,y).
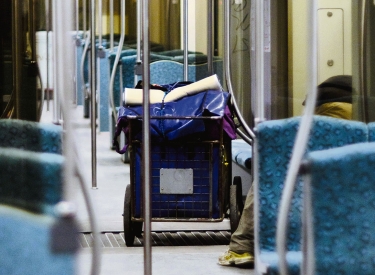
79,231 -> 231,248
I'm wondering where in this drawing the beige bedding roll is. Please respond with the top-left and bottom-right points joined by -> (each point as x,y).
123,74 -> 222,105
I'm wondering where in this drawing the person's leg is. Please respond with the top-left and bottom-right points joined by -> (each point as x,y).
229,184 -> 254,253
218,184 -> 254,266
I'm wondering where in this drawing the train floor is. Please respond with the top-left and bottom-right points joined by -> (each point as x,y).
41,101 -> 253,275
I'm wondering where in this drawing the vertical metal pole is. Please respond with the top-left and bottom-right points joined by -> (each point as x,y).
90,0 -> 97,189
54,0 -> 76,202
134,0 -> 143,84
183,0 -> 188,81
46,0 -> 51,111
110,0 -> 114,51
76,0 -> 79,37
30,0 -> 36,62
54,1 -> 101,274
255,0 -> 265,121
142,0 -> 152,274
12,0 -> 22,119
276,1 -> 318,275
108,0 -> 125,124
98,0 -> 103,48
30,0 -> 38,120
137,0 -> 142,64
360,0 -> 368,122
207,0 -> 214,75
83,0 -> 87,37
224,0 -> 254,139
52,0 -> 61,124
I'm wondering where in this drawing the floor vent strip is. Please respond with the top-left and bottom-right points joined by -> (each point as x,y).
79,231 -> 231,248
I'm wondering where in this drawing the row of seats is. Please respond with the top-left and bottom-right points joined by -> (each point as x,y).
75,38 -> 224,136
0,119 -> 77,275
253,115 -> 375,275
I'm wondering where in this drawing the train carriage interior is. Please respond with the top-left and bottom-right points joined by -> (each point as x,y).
1,0 -> 375,275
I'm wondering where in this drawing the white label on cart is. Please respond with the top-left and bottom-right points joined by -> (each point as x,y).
160,168 -> 194,194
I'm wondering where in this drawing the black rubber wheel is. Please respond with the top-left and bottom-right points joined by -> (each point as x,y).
124,184 -> 136,246
229,176 -> 244,234
123,184 -> 143,246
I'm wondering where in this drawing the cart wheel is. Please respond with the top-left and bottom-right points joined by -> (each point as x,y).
229,176 -> 244,234
123,184 -> 143,246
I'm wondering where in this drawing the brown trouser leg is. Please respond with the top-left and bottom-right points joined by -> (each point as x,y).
228,184 -> 254,254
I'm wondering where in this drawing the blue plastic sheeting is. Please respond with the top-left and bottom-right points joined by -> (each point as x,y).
113,89 -> 236,154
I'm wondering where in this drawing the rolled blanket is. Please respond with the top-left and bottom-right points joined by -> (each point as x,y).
123,74 -> 223,105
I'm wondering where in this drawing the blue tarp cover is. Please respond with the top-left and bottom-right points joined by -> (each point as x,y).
113,89 -> 236,154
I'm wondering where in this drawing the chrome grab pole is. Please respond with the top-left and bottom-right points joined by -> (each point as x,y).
276,1 -> 318,275
52,0 -> 61,124
207,0 -> 214,75
83,0 -> 87,38
30,0 -> 44,120
54,1 -> 101,273
80,0 -> 91,112
54,0 -> 77,210
183,0 -> 188,81
224,0 -> 255,142
98,0 -> 103,49
142,0 -> 152,274
12,0 -> 22,118
360,0 -> 368,122
137,0 -> 142,64
97,0 -> 105,59
90,0 -> 97,189
108,0 -> 125,124
76,0 -> 79,38
46,0 -> 51,111
255,0 -> 265,122
110,0 -> 114,52
134,0 -> 142,84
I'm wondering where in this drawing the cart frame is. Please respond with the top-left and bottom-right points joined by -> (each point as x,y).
123,115 -> 232,246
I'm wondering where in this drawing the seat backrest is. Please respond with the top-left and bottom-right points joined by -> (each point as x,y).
256,115 -> 368,252
368,122 -> 375,141
0,119 -> 62,154
150,60 -> 185,84
0,147 -> 64,213
0,204 -> 76,275
305,142 -> 375,275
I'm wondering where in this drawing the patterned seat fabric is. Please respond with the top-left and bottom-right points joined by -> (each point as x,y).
256,115 -> 368,274
0,205 -> 76,275
367,122 -> 375,141
306,142 -> 375,275
0,119 -> 62,154
0,147 -> 64,213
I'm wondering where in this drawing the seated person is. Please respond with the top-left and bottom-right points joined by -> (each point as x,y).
305,75 -> 352,120
218,75 -> 353,267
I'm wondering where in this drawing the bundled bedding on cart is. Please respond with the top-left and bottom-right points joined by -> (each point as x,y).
113,74 -> 236,154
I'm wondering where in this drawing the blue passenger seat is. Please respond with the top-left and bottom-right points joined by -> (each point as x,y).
0,119 -> 62,154
231,139 -> 252,170
0,147 -> 64,214
255,115 -> 368,275
0,204 -> 76,275
303,142 -> 375,275
0,119 -> 64,214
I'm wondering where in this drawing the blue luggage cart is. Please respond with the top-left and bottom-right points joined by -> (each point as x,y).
115,89 -> 237,246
